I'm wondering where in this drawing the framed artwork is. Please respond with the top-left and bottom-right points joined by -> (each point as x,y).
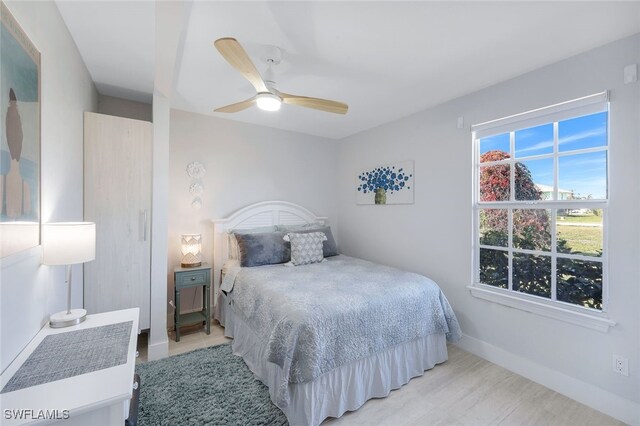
356,160 -> 414,205
0,2 -> 41,257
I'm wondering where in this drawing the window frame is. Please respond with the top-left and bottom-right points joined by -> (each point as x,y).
469,92 -> 615,332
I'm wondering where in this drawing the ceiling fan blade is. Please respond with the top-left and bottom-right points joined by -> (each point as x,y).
214,37 -> 268,93
277,91 -> 348,115
214,96 -> 256,113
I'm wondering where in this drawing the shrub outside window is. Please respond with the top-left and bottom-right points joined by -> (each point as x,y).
472,93 -> 608,312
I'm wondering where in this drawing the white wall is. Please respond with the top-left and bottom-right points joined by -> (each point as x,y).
168,109 -> 339,320
0,1 -> 97,371
337,34 -> 639,423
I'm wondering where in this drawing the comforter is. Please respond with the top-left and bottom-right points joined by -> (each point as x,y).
223,255 -> 461,405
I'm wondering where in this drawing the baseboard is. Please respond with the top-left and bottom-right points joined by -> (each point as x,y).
455,333 -> 639,425
147,339 -> 168,361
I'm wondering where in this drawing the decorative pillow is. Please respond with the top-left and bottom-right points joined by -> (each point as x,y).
284,232 -> 327,266
234,232 -> 290,267
229,226 -> 277,260
277,224 -> 338,257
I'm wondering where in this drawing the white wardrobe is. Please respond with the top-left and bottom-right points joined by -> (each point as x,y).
84,112 -> 152,330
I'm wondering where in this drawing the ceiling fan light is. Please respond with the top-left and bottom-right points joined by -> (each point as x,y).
256,92 -> 282,111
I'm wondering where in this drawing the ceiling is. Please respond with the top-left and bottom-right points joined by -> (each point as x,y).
56,1 -> 155,103
58,1 -> 640,139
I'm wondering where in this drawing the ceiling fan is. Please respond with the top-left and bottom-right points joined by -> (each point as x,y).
213,37 -> 348,115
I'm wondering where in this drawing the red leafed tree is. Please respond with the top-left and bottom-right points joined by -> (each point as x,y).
480,150 -> 549,250
480,150 -> 542,202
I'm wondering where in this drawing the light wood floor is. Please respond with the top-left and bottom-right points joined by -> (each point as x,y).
135,322 -> 231,364
137,323 -> 623,426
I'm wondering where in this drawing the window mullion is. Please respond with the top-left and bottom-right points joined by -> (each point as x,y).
508,131 -> 515,291
508,207 -> 513,291
473,136 -> 480,287
510,131 -> 515,202
478,200 -> 608,209
556,145 -> 608,157
553,122 -> 559,201
551,121 -> 559,301
601,208 -> 609,312
474,207 -> 480,285
551,209 -> 557,301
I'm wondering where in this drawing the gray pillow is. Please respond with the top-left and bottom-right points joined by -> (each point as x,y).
229,225 -> 277,260
278,225 -> 338,257
234,232 -> 290,267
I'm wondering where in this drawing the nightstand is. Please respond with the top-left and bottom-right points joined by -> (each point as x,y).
174,263 -> 211,342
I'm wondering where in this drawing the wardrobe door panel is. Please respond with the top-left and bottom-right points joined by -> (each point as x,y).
84,112 -> 151,329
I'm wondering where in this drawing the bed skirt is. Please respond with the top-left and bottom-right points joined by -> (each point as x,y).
215,292 -> 448,426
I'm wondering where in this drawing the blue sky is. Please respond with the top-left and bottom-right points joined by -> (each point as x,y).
480,112 -> 608,199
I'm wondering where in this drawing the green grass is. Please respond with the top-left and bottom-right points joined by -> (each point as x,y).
557,214 -> 602,224
557,225 -> 602,256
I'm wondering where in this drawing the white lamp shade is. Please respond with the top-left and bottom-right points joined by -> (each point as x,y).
42,222 -> 96,265
181,234 -> 202,267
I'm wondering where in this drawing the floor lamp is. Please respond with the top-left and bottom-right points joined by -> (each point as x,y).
42,222 -> 96,328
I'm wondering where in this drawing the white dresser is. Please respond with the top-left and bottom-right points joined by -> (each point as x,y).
0,309 -> 139,425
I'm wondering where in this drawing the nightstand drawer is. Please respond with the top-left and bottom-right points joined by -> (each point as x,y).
176,270 -> 209,288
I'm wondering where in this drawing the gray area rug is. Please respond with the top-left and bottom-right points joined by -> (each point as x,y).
136,344 -> 288,425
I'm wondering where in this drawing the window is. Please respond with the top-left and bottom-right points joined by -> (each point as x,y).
471,93 -> 609,318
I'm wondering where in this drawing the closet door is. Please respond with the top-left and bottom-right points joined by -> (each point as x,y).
84,112 -> 151,329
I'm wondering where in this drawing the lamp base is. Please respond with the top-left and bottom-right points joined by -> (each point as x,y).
49,309 -> 87,328
181,262 -> 202,268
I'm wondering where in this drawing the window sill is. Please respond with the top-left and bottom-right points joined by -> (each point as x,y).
467,285 -> 616,332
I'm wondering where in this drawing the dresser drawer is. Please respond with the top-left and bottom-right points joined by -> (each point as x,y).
175,270 -> 209,288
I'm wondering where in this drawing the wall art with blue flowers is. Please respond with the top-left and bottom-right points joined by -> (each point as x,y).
356,160 -> 414,205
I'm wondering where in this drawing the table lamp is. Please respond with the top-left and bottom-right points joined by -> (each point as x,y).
181,234 -> 202,267
42,222 -> 96,328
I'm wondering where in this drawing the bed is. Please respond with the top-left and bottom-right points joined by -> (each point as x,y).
212,201 -> 461,426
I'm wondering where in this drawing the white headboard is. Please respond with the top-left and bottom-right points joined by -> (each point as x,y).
211,201 -> 328,297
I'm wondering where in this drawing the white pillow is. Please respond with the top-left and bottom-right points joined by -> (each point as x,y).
228,233 -> 239,260
284,232 -> 327,266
